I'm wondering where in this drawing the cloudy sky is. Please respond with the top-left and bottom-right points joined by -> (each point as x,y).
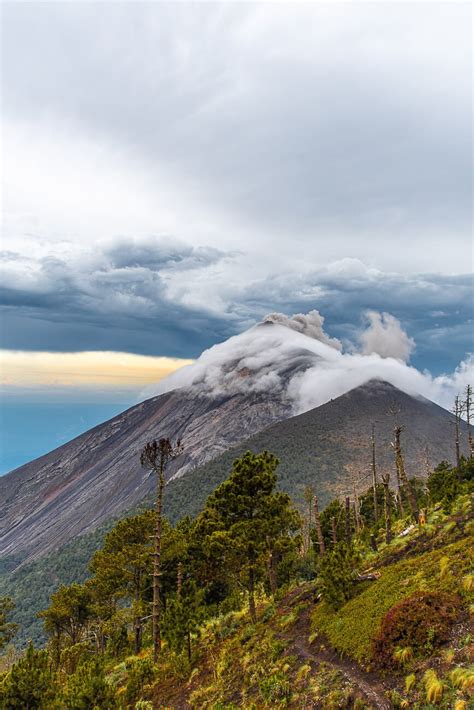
1,1 -> 473,469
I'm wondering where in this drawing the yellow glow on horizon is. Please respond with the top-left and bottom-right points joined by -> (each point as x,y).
0,350 -> 194,388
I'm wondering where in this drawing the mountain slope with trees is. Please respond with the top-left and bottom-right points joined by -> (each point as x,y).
1,446 -> 473,708
1,380 -> 470,649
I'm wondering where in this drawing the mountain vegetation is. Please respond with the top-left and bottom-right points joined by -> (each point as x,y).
1,392 -> 473,709
1,379 -> 467,571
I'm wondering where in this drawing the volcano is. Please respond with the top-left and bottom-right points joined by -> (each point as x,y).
0,316 -> 467,567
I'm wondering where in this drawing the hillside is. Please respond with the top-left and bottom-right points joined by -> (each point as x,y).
1,456 -> 472,709
1,379 -> 468,647
0,388 -> 291,566
163,379 -> 469,519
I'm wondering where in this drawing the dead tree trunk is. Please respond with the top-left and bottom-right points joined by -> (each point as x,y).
393,426 -> 419,523
134,573 -> 143,655
248,554 -> 257,623
268,550 -> 278,596
331,516 -> 338,546
350,469 -> 362,532
140,437 -> 183,662
371,424 -> 379,521
152,465 -> 164,658
313,495 -> 325,556
344,496 -> 351,543
177,562 -> 183,599
452,395 -> 464,467
465,385 -> 473,459
381,472 -> 392,544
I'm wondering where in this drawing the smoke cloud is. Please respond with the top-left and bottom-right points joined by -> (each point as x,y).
359,311 -> 415,362
144,310 -> 473,414
263,311 -> 342,350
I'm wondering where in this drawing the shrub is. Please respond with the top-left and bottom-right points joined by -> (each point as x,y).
372,591 -> 462,668
123,656 -> 154,705
404,673 -> 416,693
424,669 -> 444,703
258,672 -> 291,703
0,643 -> 58,709
317,542 -> 359,609
61,658 -> 117,709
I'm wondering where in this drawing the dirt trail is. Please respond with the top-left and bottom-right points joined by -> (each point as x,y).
277,589 -> 392,710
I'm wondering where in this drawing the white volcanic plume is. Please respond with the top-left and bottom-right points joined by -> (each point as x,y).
145,310 -> 473,414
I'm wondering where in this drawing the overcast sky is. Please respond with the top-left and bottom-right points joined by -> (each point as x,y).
1,1 -> 473,396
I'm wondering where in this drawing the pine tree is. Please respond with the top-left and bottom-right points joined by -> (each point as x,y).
197,451 -> 297,622
318,542 -> 358,609
0,642 -> 58,709
40,582 -> 93,656
140,437 -> 183,661
90,511 -> 154,654
0,596 -> 17,650
162,578 -> 203,660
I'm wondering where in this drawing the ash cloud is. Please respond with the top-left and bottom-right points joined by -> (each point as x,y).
263,311 -> 342,351
146,310 -> 473,414
359,311 -> 415,362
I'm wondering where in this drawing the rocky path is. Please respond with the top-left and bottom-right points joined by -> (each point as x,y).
276,588 -> 392,710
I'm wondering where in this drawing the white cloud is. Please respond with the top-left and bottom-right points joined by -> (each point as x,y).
359,311 -> 415,362
144,311 -> 473,415
2,2 -> 471,273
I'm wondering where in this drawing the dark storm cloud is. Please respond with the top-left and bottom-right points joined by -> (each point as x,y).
0,238 -> 236,357
1,238 -> 472,372
235,264 -> 474,372
1,3 -> 472,374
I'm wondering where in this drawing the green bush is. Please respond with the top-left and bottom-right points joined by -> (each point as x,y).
372,590 -> 463,668
61,658 -> 117,709
0,643 -> 58,709
258,671 -> 291,703
317,543 -> 359,609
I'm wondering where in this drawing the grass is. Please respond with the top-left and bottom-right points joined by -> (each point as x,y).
311,536 -> 473,665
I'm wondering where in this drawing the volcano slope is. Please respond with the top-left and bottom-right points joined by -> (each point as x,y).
163,379 -> 469,521
0,388 -> 292,568
1,380 -> 468,648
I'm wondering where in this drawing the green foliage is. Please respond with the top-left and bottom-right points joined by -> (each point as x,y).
258,671 -> 291,704
61,657 -> 117,709
162,580 -> 204,659
0,519 -> 114,648
195,451 -> 298,620
312,536 -> 473,664
121,655 -> 154,706
427,459 -> 474,511
0,597 -> 17,650
317,542 -> 359,609
0,642 -> 58,709
40,582 -> 93,649
372,590 -> 462,668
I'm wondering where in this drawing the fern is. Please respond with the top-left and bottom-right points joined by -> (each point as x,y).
450,666 -> 474,692
439,556 -> 451,579
423,669 -> 444,703
461,573 -> 474,592
393,646 -> 413,665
